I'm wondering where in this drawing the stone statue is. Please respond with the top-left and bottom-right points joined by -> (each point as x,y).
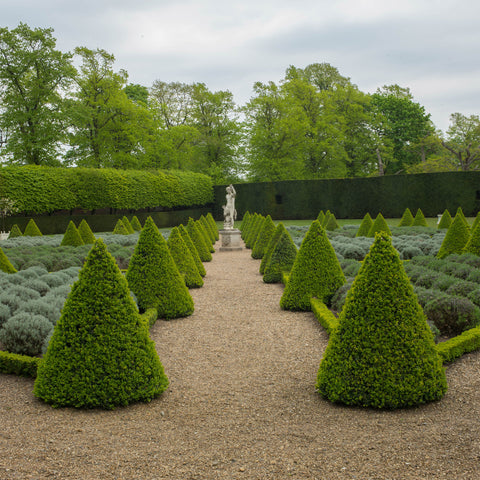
223,184 -> 237,230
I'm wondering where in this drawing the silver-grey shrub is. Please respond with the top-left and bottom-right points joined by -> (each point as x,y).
0,313 -> 53,356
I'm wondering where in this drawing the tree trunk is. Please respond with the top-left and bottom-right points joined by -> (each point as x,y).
376,148 -> 385,175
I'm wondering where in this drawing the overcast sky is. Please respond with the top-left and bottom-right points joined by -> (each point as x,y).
4,0 -> 480,132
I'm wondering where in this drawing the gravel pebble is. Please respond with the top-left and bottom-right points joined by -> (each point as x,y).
1,242 -> 479,479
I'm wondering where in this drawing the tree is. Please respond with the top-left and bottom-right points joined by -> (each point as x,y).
190,83 -> 243,183
370,85 -> 433,174
0,23 -> 75,165
65,47 -> 154,168
440,113 -> 480,171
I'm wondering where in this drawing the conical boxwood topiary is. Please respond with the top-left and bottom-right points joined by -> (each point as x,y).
325,212 -> 340,231
167,226 -> 204,288
317,210 -> 325,225
259,223 -> 286,275
463,222 -> 480,256
34,239 -> 169,409
127,217 -> 194,318
280,221 -> 345,311
130,215 -> 142,231
412,208 -> 428,227
438,209 -> 452,229
398,208 -> 414,227
78,219 -> 96,244
437,210 -> 471,259
322,210 -> 332,228
200,215 -> 215,244
113,219 -> 129,235
356,213 -> 373,237
263,230 -> 297,283
367,213 -> 391,237
179,223 -> 206,277
244,213 -> 259,242
23,219 -> 42,236
0,247 -> 17,273
240,211 -> 252,239
122,216 -> 135,234
454,206 -> 470,232
187,218 -> 212,262
252,215 -> 276,259
8,224 -> 22,238
61,221 -> 84,247
316,233 -> 447,409
206,212 -> 219,241
196,219 -> 214,252
470,211 -> 480,233
245,214 -> 264,249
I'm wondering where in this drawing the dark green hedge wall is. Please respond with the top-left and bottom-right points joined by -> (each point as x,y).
0,166 -> 213,213
213,172 -> 480,220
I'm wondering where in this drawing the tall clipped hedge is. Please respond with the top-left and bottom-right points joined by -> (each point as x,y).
280,221 -> 345,311
0,166 -> 213,214
34,239 -> 169,409
316,233 -> 447,409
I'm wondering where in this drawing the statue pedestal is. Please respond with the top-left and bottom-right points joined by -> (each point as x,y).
219,229 -> 242,251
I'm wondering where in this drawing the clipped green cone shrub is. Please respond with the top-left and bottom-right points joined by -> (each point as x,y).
356,213 -> 373,237
122,216 -> 135,234
437,211 -> 471,259
187,218 -> 212,262
252,215 -> 275,259
34,238 -> 169,409
78,219 -> 96,244
130,215 -> 142,231
196,219 -> 214,252
206,212 -> 219,240
280,221 -> 345,311
317,211 -> 325,225
456,207 -> 470,231
463,222 -> 480,256
240,212 -> 252,239
316,233 -> 447,409
259,223 -> 286,275
0,247 -> 17,273
23,219 -> 42,236
179,224 -> 206,277
412,208 -> 428,227
200,215 -> 215,244
127,217 -> 194,318
167,226 -> 203,289
8,224 -> 22,238
325,212 -> 340,231
322,210 -> 332,228
398,208 -> 414,227
471,211 -> 480,233
263,230 -> 297,283
61,221 -> 84,247
246,215 -> 264,249
438,209 -> 452,229
367,213 -> 391,237
113,219 -> 129,235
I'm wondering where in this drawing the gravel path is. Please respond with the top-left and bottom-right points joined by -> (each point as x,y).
1,242 -> 480,480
